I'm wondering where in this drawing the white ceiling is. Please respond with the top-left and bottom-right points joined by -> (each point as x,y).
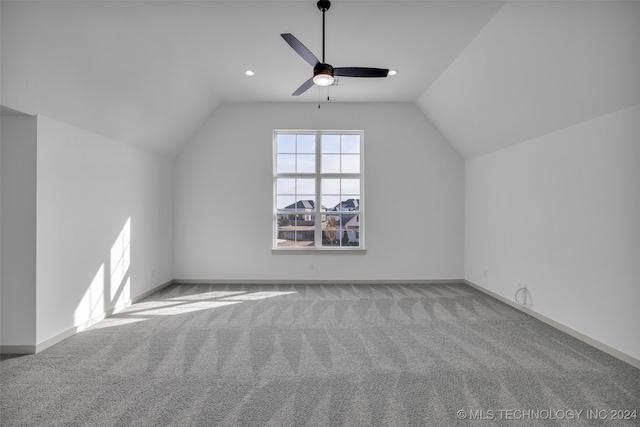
2,1 -> 639,158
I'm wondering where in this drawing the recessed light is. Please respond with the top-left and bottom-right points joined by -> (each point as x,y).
245,70 -> 255,76
388,70 -> 398,76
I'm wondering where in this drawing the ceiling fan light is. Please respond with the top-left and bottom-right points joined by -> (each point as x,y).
313,73 -> 334,87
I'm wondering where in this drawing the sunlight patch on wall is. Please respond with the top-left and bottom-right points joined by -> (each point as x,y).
110,218 -> 131,307
74,218 -> 133,328
74,264 -> 105,325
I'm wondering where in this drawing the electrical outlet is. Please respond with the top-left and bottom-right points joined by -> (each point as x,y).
483,269 -> 488,278
310,263 -> 315,271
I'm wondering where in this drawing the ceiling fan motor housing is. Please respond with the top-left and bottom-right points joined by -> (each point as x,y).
313,63 -> 334,86
314,62 -> 334,77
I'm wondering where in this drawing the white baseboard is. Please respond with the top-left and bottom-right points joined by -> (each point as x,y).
173,278 -> 464,285
464,280 -> 640,370
0,280 -> 174,355
130,280 -> 174,304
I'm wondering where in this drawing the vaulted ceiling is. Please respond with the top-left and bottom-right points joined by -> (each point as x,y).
2,1 -> 639,158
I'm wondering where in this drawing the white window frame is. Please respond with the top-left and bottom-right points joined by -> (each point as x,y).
273,130 -> 365,251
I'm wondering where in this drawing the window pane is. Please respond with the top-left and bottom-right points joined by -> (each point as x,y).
341,135 -> 360,153
335,198 -> 359,211
321,214 -> 359,247
322,154 -> 340,173
277,195 -> 296,210
321,195 -> 341,210
297,135 -> 315,153
322,214 -> 340,246
341,154 -> 360,173
277,215 -> 315,247
297,154 -> 315,173
322,179 -> 340,194
322,135 -> 340,153
297,178 -> 315,194
342,214 -> 360,247
341,179 -> 360,195
276,178 -> 296,195
277,134 -> 296,153
278,198 -> 316,212
277,154 -> 295,173
293,198 -> 316,212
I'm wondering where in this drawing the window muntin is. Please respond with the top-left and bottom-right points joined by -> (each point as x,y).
274,131 -> 364,250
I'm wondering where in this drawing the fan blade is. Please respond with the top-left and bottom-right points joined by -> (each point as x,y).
334,67 -> 389,78
281,34 -> 320,68
292,77 -> 315,96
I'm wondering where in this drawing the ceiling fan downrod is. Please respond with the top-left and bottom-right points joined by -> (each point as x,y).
317,0 -> 330,63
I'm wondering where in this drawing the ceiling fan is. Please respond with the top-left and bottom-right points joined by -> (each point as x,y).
281,0 -> 389,96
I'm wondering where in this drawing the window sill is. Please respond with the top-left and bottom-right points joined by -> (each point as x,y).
271,248 -> 366,254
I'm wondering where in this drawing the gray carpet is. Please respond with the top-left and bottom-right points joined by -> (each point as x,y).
1,282 -> 639,426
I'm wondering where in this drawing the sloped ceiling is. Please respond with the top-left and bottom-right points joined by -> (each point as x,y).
1,1 -> 638,158
417,1 -> 640,159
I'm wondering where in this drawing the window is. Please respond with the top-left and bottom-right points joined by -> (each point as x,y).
274,130 -> 364,250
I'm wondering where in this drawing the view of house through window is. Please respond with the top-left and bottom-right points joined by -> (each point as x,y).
274,131 -> 363,249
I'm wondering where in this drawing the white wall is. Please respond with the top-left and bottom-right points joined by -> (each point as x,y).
465,104 -> 640,360
175,102 -> 464,281
35,115 -> 174,344
1,114 -> 37,346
